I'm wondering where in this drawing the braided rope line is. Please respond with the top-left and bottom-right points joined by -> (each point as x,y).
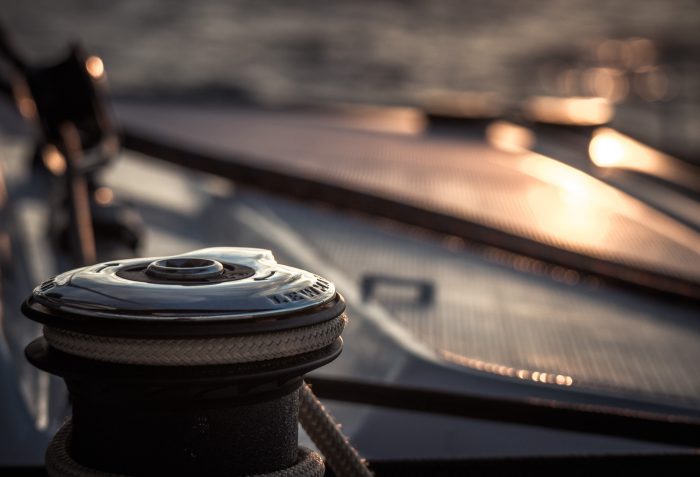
46,419 -> 325,477
43,314 -> 346,365
41,311 -> 371,476
299,383 -> 374,477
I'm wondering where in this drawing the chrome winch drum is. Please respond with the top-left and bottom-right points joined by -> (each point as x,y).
22,247 -> 347,477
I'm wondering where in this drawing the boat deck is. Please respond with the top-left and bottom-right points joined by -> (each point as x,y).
111,103 -> 700,411
2,103 -> 700,462
118,102 -> 700,299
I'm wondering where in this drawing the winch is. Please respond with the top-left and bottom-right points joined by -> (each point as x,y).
23,247 -> 370,477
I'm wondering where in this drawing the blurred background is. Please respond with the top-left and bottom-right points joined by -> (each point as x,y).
1,0 -> 700,468
3,0 -> 699,159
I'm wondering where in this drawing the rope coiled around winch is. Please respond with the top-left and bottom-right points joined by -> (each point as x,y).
43,314 -> 347,365
45,387 -> 372,477
41,313 -> 373,477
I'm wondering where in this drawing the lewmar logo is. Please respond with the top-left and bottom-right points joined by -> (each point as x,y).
267,278 -> 331,304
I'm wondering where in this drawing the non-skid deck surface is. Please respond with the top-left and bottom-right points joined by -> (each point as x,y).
241,193 -> 700,410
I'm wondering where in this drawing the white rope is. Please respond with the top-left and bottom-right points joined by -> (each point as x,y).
299,383 -> 374,477
43,314 -> 346,365
46,419 -> 325,477
42,313 -> 373,476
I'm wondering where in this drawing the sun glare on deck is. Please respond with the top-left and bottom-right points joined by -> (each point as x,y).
589,130 -> 625,167
486,121 -> 535,154
524,96 -> 614,126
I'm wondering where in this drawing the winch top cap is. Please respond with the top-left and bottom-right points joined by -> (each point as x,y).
23,248 -> 342,335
